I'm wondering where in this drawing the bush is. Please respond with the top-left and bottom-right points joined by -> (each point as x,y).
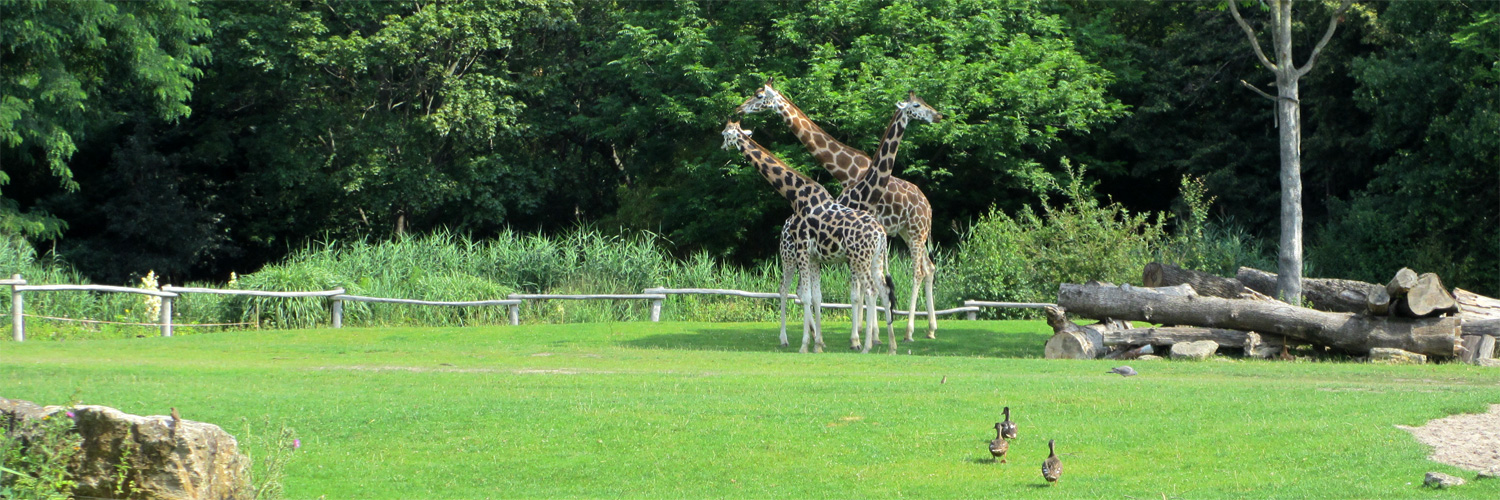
948,161 -> 1269,318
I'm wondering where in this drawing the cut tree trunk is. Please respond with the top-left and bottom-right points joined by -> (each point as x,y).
1454,289 -> 1500,321
1057,282 -> 1461,358
1043,305 -> 1105,360
1142,262 -> 1250,299
1394,273 -> 1458,318
1387,267 -> 1419,298
1237,267 -> 1385,314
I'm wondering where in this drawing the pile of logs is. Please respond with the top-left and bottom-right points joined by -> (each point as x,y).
1044,263 -> 1498,365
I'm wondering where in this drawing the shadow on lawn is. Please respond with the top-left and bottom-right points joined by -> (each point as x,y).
621,322 -> 1049,358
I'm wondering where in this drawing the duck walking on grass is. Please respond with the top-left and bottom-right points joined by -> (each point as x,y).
989,422 -> 1009,463
1042,439 -> 1062,484
1000,406 -> 1017,439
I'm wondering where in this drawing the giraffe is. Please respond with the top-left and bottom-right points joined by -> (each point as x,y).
721,120 -> 896,353
738,79 -> 941,341
772,92 -> 940,349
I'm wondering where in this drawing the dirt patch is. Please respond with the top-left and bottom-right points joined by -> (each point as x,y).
1396,404 -> 1500,476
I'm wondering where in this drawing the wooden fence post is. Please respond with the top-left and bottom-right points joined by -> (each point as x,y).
332,297 -> 343,328
160,295 -> 174,337
508,304 -> 520,325
650,298 -> 662,322
11,274 -> 23,342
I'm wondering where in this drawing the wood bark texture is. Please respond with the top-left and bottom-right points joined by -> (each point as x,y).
1057,282 -> 1461,357
1142,262 -> 1253,299
1236,267 -> 1385,314
1453,289 -> 1500,321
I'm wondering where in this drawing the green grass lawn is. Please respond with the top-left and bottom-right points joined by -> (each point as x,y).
3,320 -> 1499,499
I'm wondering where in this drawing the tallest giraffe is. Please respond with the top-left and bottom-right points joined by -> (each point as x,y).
738,80 -> 939,340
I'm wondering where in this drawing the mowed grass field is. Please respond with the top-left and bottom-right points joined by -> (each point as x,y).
3,320 -> 1499,499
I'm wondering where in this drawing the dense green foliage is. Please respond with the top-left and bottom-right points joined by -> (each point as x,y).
5,322 -> 1500,498
0,0 -> 210,241
4,172 -> 1263,336
0,1 -> 1494,294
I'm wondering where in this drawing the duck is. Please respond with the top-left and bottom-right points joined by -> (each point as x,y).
1042,439 -> 1062,484
1000,407 -> 1017,439
989,422 -> 1009,463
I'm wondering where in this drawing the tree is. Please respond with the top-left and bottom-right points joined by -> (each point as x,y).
0,0 -> 210,242
1226,0 -> 1354,304
1310,3 -> 1499,296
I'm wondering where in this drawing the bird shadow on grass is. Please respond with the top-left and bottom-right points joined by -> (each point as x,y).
620,323 -> 1049,358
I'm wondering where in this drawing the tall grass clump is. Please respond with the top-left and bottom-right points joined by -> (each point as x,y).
948,161 -> 1270,318
0,238 -> 166,340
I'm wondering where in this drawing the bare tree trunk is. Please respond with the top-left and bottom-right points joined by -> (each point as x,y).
1229,0 -> 1354,306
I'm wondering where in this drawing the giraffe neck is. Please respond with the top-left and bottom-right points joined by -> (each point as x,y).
841,110 -> 912,208
734,137 -> 831,215
775,99 -> 871,186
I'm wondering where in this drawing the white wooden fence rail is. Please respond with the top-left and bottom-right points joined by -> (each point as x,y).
4,274 -> 1046,342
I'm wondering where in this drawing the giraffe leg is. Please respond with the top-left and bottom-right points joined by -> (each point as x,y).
797,269 -> 813,354
779,255 -> 796,348
809,262 -> 825,352
907,233 -> 938,340
906,270 -> 921,342
850,280 -> 864,351
816,264 -> 828,349
924,263 -> 937,339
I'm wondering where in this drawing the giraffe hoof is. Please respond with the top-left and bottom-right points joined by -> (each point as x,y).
780,342 -> 790,348
814,345 -> 823,353
926,332 -> 937,340
904,335 -> 915,342
799,347 -> 808,354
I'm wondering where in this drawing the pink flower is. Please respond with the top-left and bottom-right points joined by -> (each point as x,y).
292,438 -> 301,450
66,411 -> 75,419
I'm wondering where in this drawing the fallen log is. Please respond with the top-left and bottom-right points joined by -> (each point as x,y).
1463,319 -> 1500,337
1394,273 -> 1458,318
1057,282 -> 1462,358
1142,262 -> 1249,299
1453,288 -> 1500,321
1237,267 -> 1386,314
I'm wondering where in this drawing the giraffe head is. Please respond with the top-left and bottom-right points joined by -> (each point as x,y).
897,91 -> 943,124
721,119 -> 752,150
735,78 -> 786,115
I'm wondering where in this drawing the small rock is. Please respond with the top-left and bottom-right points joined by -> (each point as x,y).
1137,354 -> 1164,361
1424,471 -> 1465,488
1370,347 -> 1427,365
1170,340 -> 1218,361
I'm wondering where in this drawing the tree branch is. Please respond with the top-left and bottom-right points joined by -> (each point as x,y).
1239,79 -> 1281,102
1228,0 -> 1278,72
1296,0 -> 1355,77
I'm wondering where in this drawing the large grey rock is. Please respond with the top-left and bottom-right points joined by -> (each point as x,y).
1170,340 -> 1218,361
1370,347 -> 1427,365
1424,471 -> 1465,488
0,398 -> 251,500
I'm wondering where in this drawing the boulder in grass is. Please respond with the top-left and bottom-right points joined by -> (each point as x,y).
1170,340 -> 1218,361
1370,347 -> 1428,365
1424,471 -> 1465,488
0,398 -> 252,500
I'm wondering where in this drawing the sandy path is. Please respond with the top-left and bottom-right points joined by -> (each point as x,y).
1396,404 -> 1500,476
